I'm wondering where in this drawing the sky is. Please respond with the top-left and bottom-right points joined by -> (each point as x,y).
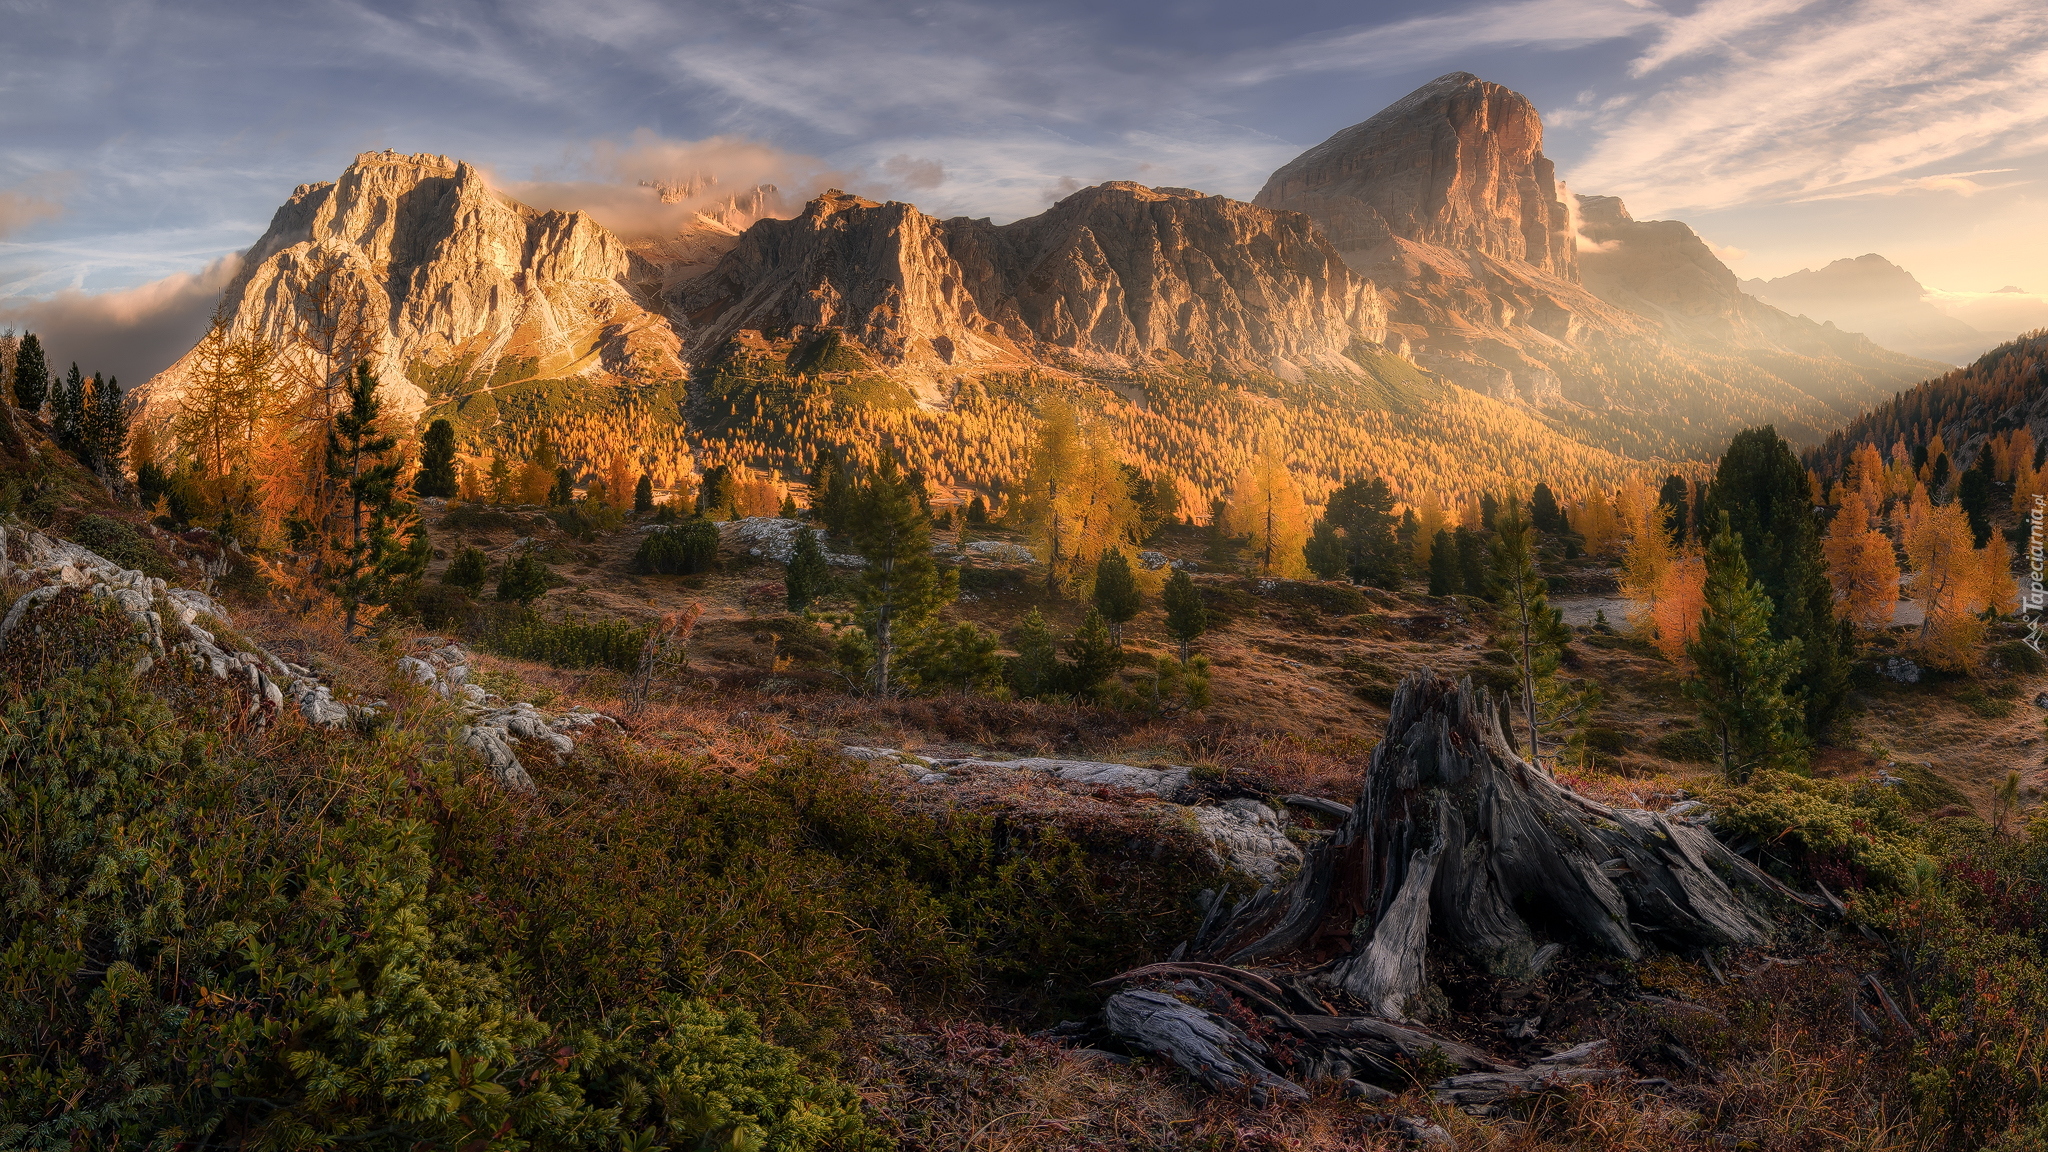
3,0 -> 2047,382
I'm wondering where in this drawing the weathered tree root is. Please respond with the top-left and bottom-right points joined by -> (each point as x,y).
1097,670 -> 1815,1108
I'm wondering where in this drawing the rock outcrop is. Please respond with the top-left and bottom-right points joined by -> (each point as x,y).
136,151 -> 685,427
672,182 -> 1381,378
1256,72 -> 1577,280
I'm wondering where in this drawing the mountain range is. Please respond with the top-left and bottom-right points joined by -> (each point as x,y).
1740,254 -> 1994,366
136,72 -> 1949,503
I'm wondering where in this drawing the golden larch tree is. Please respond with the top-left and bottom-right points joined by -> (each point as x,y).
1226,438 -> 1310,577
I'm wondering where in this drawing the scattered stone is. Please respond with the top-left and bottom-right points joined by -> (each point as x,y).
1138,550 -> 1170,570
1879,656 -> 1921,684
961,539 -> 1037,564
1341,1078 -> 1396,1103
1191,799 -> 1304,885
719,517 -> 863,566
1389,1115 -> 1455,1147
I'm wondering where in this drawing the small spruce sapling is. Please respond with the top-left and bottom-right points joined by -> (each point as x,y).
785,526 -> 829,612
1092,549 -> 1142,645
1162,567 -> 1207,662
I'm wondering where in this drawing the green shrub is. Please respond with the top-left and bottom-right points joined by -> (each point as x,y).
633,519 -> 720,575
444,545 -> 492,592
550,499 -> 626,541
440,503 -> 527,530
1653,726 -> 1719,763
1890,762 -> 1973,813
1708,770 -> 1924,890
0,659 -> 885,1152
1987,639 -> 2047,675
482,610 -> 647,672
1957,685 -> 2017,718
67,513 -> 175,579
497,549 -> 554,604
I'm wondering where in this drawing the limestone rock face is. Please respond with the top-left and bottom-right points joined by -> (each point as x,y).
672,182 -> 1381,377
136,151 -> 684,426
1254,74 -> 1946,448
1255,72 -> 1577,280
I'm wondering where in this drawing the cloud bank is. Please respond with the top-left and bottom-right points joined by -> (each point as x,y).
0,254 -> 242,388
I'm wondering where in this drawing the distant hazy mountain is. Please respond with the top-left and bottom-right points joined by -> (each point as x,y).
1739,254 -> 1993,365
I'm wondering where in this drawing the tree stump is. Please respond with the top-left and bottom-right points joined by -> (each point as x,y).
1096,670 -> 1814,1099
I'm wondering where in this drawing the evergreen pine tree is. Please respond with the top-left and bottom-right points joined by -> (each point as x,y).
635,473 -> 655,514
1959,450 -> 1994,547
1480,492 -> 1500,531
1657,474 -> 1690,543
850,456 -> 957,694
1930,452 -> 1951,493
1162,567 -> 1207,662
1203,497 -> 1242,566
1324,476 -> 1400,587
443,546 -> 491,593
1062,608 -> 1122,698
325,362 -> 426,636
550,466 -> 575,507
777,492 -> 798,519
51,363 -> 85,453
1092,549 -> 1142,645
699,464 -> 737,519
1686,512 -> 1804,782
496,549 -> 552,605
1303,517 -> 1346,580
1530,483 -> 1564,534
12,332 -> 47,412
1455,526 -> 1488,597
965,494 -> 989,526
92,374 -> 126,478
414,419 -> 458,498
785,525 -> 829,612
1427,529 -> 1458,596
1006,610 -> 1059,698
487,456 -> 512,504
1487,501 -> 1569,763
1707,427 -> 1851,739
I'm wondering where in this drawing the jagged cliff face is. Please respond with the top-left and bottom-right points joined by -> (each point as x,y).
137,151 -> 683,423
671,182 -> 1380,377
1255,72 -> 1576,280
1255,74 -> 1944,448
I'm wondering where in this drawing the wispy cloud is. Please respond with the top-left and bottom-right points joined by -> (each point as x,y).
1227,0 -> 1663,86
1563,0 -> 2048,214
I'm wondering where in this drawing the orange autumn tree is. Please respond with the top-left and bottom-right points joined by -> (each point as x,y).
1902,497 -> 2017,668
1823,495 -> 1902,632
1649,553 -> 1710,665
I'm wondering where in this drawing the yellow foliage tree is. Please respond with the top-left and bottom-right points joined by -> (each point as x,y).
1410,492 -> 1448,567
1822,509 -> 1901,632
1649,551 -> 1709,666
1021,399 -> 1139,596
1225,438 -> 1310,577
1573,490 -> 1624,557
1903,500 -> 2013,668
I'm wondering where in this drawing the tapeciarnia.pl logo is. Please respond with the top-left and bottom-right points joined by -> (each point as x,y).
2027,494 -> 2046,653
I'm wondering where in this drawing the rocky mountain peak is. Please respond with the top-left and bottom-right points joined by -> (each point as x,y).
1255,72 -> 1575,280
135,150 -> 683,429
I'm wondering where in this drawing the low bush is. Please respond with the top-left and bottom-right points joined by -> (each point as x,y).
440,503 -> 528,530
1987,639 -> 2047,675
66,513 -> 176,579
1708,769 -> 1924,891
1957,685 -> 2017,718
1652,726 -> 1718,763
481,609 -> 647,672
633,519 -> 720,575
